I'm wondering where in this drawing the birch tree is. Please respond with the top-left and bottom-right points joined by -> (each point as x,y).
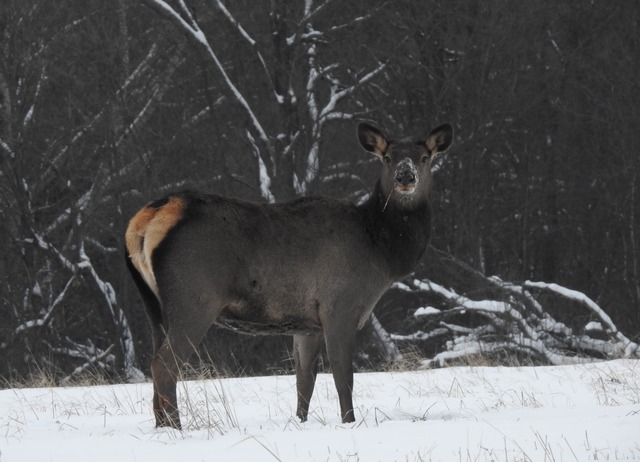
142,0 -> 385,201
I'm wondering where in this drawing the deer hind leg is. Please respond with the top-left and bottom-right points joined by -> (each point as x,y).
293,333 -> 325,422
151,317 -> 215,429
151,344 -> 181,429
140,281 -> 168,428
150,327 -> 168,427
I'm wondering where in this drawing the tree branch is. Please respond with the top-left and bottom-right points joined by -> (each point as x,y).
392,274 -> 640,368
14,276 -> 75,334
212,0 -> 278,99
143,0 -> 273,156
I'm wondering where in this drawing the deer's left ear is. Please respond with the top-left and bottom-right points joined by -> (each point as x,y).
425,123 -> 454,155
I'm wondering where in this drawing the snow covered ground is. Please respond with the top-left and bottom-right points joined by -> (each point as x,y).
1,359 -> 639,461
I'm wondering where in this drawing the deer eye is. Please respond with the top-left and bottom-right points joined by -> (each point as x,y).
421,155 -> 429,163
383,156 -> 392,164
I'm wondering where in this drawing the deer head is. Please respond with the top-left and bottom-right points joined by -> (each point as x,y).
358,122 -> 453,208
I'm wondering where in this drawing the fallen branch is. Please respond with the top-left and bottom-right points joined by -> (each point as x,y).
389,275 -> 640,368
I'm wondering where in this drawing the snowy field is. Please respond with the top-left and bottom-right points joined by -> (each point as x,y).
1,360 -> 639,461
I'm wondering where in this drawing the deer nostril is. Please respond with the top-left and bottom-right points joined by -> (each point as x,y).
396,170 -> 415,186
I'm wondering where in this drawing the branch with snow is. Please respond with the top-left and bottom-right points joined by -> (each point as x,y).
296,25 -> 386,194
78,242 -> 143,381
370,314 -> 402,361
14,277 -> 75,335
142,0 -> 386,200
389,275 -> 640,368
246,130 -> 275,202
523,281 -> 639,357
23,224 -> 143,381
0,137 -> 15,160
212,0 -> 278,100
143,0 -> 272,156
57,343 -> 115,385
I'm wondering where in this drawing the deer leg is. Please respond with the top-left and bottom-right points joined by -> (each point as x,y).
293,333 -> 324,422
150,326 -> 168,427
151,319 -> 214,429
130,262 -> 168,427
151,346 -> 181,429
324,328 -> 357,423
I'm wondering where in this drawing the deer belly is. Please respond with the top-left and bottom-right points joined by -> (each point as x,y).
215,300 -> 322,335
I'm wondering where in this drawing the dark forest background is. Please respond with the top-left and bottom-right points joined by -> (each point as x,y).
1,0 -> 639,383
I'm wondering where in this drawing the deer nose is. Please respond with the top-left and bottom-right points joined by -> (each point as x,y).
396,170 -> 415,186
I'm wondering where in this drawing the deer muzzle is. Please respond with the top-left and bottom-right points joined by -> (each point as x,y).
395,159 -> 418,194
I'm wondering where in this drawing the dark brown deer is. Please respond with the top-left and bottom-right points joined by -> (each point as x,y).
125,122 -> 453,429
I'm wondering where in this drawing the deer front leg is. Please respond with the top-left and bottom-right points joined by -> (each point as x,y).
324,328 -> 357,423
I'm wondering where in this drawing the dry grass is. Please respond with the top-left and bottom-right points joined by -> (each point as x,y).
1,362 -> 60,390
1,365 -> 115,390
2,346 -> 546,392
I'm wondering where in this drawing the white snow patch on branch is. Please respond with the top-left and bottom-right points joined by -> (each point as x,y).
0,137 -> 15,159
397,275 -> 640,366
391,328 -> 449,342
371,314 -> 402,361
525,280 -> 639,357
585,321 -> 603,332
246,130 -> 275,203
414,306 -> 441,317
15,277 -> 75,334
79,242 -> 143,381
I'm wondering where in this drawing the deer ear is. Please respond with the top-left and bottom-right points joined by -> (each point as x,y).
357,123 -> 389,158
425,123 -> 454,155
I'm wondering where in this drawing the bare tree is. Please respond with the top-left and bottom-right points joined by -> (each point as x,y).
0,0 -> 189,381
141,0 -> 385,201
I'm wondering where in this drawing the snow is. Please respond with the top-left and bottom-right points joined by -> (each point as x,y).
412,278 -> 511,313
585,321 -> 604,332
2,360 -> 639,461
247,130 -> 275,203
0,138 -> 16,159
414,306 -> 441,317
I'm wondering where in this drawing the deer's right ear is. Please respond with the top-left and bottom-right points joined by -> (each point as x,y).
358,123 -> 388,158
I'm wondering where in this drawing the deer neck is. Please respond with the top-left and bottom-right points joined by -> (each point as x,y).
361,182 -> 432,278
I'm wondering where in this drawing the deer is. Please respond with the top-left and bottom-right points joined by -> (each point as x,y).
124,122 -> 453,429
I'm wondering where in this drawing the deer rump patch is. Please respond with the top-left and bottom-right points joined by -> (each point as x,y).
125,196 -> 186,297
